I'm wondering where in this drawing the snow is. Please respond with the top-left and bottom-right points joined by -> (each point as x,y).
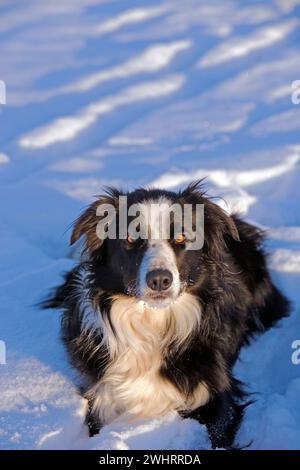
0,0 -> 299,450
63,41 -> 191,93
93,5 -> 169,36
0,153 -> 10,164
198,20 -> 298,67
19,75 -> 185,148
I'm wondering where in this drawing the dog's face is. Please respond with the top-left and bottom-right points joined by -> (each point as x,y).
71,183 -> 239,308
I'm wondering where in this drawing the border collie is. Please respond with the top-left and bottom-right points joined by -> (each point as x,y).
45,182 -> 289,449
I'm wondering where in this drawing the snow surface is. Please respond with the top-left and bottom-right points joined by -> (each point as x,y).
0,0 -> 300,450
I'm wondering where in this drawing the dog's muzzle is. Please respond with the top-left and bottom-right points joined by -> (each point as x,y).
138,241 -> 181,307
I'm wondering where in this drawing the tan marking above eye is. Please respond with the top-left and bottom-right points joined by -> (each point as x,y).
175,234 -> 186,244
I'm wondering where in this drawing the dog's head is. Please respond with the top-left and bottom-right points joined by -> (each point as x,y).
71,182 -> 239,308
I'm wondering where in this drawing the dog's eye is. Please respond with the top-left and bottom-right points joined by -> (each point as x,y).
175,234 -> 186,245
127,235 -> 136,245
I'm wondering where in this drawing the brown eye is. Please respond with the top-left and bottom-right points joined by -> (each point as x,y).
127,235 -> 136,245
175,234 -> 186,245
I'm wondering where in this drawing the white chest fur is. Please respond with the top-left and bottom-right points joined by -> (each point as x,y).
86,294 -> 209,424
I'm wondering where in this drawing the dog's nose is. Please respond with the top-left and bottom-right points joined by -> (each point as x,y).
146,269 -> 173,291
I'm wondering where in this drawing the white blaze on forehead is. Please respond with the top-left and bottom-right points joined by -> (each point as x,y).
146,196 -> 173,239
130,196 -> 182,301
135,197 -> 181,298
129,196 -> 178,240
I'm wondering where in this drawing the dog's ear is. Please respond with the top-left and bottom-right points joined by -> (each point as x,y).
70,188 -> 120,253
70,200 -> 101,251
211,202 -> 240,242
205,201 -> 240,259
182,180 -> 239,245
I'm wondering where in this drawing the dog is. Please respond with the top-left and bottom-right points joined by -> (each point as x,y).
45,182 -> 289,449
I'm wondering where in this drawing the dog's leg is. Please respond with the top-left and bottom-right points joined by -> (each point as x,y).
182,389 -> 249,449
85,398 -> 102,437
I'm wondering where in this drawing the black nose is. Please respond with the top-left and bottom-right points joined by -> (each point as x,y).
146,269 -> 173,291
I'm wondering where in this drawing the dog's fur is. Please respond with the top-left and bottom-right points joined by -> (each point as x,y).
45,182 -> 290,449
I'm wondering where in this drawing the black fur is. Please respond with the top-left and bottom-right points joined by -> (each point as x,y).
44,182 -> 290,449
